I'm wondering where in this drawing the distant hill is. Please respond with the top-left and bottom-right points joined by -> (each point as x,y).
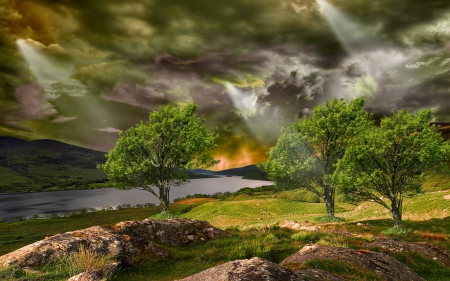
0,137 -> 108,193
215,165 -> 269,180
0,137 -> 267,193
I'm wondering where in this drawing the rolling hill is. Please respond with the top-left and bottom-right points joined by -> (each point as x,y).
0,137 -> 268,193
0,137 -> 108,193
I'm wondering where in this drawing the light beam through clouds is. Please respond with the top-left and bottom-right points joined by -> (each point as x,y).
2,0 -> 450,168
317,0 -> 382,54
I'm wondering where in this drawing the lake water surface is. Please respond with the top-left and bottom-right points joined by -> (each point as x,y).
0,177 -> 272,219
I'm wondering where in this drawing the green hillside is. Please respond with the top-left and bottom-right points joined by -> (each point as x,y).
0,137 -> 108,193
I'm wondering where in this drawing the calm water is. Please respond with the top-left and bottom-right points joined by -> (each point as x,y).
0,177 -> 272,219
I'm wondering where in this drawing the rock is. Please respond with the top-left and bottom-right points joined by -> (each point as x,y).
0,225 -> 170,269
365,238 -> 450,267
280,221 -> 320,232
280,244 -> 425,281
176,257 -> 300,281
101,261 -> 122,276
114,218 -> 228,246
0,226 -> 126,268
122,236 -> 171,266
300,225 -> 321,232
67,271 -> 103,281
295,269 -> 345,281
280,220 -> 302,231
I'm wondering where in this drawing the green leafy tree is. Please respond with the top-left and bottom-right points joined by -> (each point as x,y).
260,98 -> 372,218
98,104 -> 219,214
335,110 -> 450,228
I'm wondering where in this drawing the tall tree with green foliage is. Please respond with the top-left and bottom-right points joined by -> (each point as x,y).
335,109 -> 450,228
261,98 -> 372,218
98,103 -> 219,214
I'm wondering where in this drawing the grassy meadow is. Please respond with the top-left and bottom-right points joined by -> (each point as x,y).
1,180 -> 450,280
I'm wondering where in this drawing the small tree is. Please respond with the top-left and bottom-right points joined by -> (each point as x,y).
261,98 -> 372,218
335,109 -> 450,228
98,103 -> 219,214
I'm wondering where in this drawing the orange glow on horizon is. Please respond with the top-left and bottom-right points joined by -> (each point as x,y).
209,148 -> 268,171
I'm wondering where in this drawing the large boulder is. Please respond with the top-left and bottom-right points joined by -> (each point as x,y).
177,257 -> 344,281
365,238 -> 450,267
0,226 -> 125,268
280,244 -> 425,281
114,218 -> 228,246
0,225 -> 170,269
295,269 -> 345,280
176,257 -> 300,281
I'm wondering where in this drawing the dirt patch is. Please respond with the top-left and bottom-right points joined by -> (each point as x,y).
443,194 -> 450,200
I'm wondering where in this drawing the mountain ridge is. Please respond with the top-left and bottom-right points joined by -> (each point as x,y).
0,137 -> 269,193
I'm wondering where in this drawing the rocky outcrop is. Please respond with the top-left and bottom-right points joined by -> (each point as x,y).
176,257 -> 300,281
280,244 -> 425,281
365,238 -> 450,267
294,269 -> 345,280
114,218 -> 228,246
177,257 -> 344,281
0,224 -> 172,269
0,226 -> 126,268
0,218 -> 227,270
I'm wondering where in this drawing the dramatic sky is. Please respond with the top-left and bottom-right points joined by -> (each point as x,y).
2,0 -> 450,169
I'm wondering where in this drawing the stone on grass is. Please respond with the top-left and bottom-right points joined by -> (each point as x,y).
67,271 -> 103,281
0,226 -> 125,268
365,238 -> 450,267
176,257 -> 299,281
0,225 -> 170,269
280,244 -> 425,281
114,218 -> 228,246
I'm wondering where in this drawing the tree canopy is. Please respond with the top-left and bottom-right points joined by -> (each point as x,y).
260,97 -> 372,218
98,103 -> 219,214
335,109 -> 450,228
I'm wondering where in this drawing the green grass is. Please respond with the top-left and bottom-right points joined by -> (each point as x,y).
181,198 -> 354,229
285,259 -> 382,281
1,188 -> 450,280
0,207 -> 161,256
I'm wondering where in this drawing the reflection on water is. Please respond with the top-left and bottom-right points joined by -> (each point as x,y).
0,177 -> 272,219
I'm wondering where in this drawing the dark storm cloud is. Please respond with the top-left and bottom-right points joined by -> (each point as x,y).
2,0 -> 450,168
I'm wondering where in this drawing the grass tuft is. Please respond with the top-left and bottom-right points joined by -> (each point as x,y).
55,245 -> 115,279
381,227 -> 413,235
149,213 -> 178,220
313,216 -> 345,223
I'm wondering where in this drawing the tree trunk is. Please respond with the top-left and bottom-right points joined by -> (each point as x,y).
390,197 -> 402,228
159,186 -> 170,214
324,186 -> 335,218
